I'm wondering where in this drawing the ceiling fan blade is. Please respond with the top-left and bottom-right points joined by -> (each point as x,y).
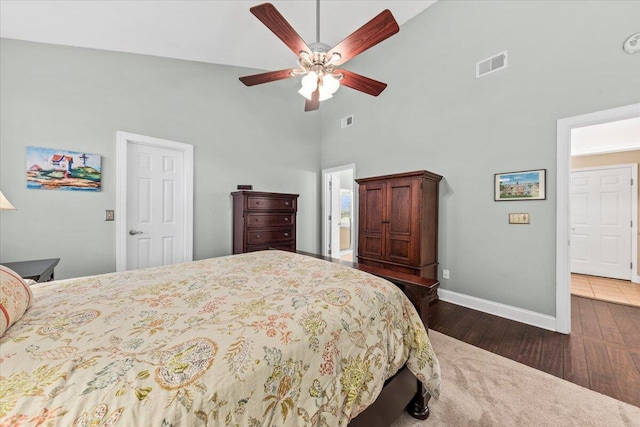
250,3 -> 311,57
327,9 -> 399,66
305,89 -> 320,112
239,68 -> 297,86
339,70 -> 388,96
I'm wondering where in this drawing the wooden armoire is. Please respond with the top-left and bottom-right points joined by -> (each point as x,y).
356,170 -> 442,302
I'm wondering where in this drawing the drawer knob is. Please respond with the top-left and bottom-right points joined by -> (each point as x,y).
255,218 -> 259,222
256,234 -> 261,239
284,217 -> 289,221
256,201 -> 260,204
284,202 -> 289,206
284,233 -> 289,237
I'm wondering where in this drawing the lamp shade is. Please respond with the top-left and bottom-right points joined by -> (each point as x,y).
0,191 -> 16,210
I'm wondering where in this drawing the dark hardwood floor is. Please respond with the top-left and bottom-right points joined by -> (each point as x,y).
428,295 -> 640,408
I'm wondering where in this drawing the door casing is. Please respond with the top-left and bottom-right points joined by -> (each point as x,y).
115,131 -> 194,272
322,164 -> 356,259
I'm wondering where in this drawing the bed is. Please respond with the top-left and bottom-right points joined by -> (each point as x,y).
0,250 -> 441,426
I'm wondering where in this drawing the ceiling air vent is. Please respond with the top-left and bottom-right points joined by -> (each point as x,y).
476,51 -> 508,78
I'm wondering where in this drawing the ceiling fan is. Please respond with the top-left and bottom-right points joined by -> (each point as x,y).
239,1 -> 399,112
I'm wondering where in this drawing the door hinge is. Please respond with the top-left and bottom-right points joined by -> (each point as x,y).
328,215 -> 332,221
631,178 -> 634,186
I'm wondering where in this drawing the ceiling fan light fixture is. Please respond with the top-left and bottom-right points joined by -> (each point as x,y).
298,71 -> 319,99
318,85 -> 333,102
322,73 -> 340,95
298,86 -> 314,100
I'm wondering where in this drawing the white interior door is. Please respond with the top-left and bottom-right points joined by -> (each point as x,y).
116,132 -> 193,272
571,166 -> 632,280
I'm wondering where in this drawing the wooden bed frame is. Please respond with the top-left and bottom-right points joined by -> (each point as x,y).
296,251 -> 438,426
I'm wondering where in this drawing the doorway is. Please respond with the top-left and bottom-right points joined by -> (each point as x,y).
556,103 -> 640,333
115,132 -> 194,271
322,164 -> 356,261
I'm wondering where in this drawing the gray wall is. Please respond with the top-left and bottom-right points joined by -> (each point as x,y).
0,39 -> 320,279
320,0 -> 640,316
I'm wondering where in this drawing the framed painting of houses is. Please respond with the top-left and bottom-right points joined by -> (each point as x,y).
494,169 -> 546,201
26,146 -> 101,191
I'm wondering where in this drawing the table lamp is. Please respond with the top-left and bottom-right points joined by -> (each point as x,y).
0,191 -> 16,210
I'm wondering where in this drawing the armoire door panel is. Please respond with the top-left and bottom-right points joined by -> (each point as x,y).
362,236 -> 384,259
388,182 -> 412,235
387,239 -> 410,262
362,185 -> 385,233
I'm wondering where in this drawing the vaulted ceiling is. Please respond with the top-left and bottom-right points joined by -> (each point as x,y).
0,1 -> 437,71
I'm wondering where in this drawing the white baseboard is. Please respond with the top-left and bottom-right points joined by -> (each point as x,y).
438,289 -> 557,332
633,274 -> 640,284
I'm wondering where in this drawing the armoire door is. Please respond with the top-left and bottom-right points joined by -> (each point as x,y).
359,182 -> 386,260
386,178 -> 420,265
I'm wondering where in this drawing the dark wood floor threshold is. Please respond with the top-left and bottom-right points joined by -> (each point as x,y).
428,295 -> 640,408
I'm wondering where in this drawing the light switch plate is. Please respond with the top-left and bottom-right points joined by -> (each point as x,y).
509,213 -> 529,224
105,210 -> 115,221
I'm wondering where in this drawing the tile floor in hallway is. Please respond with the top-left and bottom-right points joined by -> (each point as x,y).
571,273 -> 640,307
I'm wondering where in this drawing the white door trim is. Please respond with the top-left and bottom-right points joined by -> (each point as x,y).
571,163 -> 637,281
322,164 -> 356,258
556,102 -> 640,334
115,131 -> 194,272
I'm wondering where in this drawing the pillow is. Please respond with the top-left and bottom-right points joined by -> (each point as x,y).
0,264 -> 34,336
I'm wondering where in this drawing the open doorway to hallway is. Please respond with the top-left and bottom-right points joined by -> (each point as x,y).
322,164 -> 356,261
556,103 -> 640,333
569,119 -> 639,307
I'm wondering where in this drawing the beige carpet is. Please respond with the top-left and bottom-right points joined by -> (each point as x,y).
391,331 -> 640,427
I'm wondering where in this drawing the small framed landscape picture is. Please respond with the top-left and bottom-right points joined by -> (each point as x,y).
494,169 -> 546,201
26,146 -> 101,191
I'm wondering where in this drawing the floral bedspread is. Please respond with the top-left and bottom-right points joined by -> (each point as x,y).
0,250 -> 440,426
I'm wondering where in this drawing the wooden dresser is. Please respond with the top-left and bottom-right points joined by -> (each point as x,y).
356,170 -> 442,303
232,191 -> 299,254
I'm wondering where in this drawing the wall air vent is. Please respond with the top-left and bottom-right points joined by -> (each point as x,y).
476,51 -> 508,78
341,115 -> 354,129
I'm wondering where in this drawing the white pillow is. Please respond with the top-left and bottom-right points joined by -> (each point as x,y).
0,264 -> 34,336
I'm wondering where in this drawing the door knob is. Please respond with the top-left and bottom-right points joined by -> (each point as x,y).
129,229 -> 143,235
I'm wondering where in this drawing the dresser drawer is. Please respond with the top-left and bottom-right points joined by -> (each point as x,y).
247,195 -> 296,211
247,228 -> 294,245
246,243 -> 295,253
246,213 -> 294,228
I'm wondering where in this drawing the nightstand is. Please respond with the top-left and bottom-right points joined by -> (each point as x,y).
3,258 -> 60,283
